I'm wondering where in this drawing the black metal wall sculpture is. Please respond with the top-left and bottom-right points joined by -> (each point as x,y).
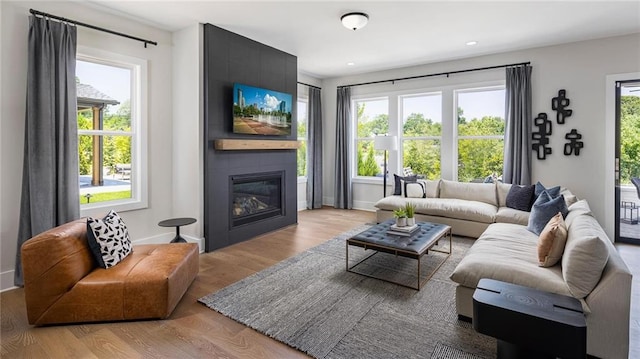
532,112 -> 552,160
551,89 -> 572,124
564,129 -> 583,156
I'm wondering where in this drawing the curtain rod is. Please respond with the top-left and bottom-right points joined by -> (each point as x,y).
30,9 -> 158,48
337,61 -> 531,89
298,81 -> 322,90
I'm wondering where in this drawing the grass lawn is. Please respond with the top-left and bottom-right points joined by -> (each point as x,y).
80,190 -> 131,204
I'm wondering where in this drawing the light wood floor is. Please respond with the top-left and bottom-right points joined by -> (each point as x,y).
1,208 -> 375,359
2,208 -> 639,358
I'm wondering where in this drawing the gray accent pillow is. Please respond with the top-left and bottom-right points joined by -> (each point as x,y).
534,181 -> 561,198
506,184 -> 535,211
527,191 -> 569,235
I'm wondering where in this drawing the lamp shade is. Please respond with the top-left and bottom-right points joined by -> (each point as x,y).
341,12 -> 369,31
374,135 -> 397,151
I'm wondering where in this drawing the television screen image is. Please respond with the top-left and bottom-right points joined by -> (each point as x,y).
233,83 -> 293,135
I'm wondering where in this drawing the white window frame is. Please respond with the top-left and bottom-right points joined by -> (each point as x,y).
399,92 -> 443,179
297,96 -> 309,182
352,96 -> 390,183
350,81 -> 505,183
77,47 -> 148,216
453,85 -> 506,181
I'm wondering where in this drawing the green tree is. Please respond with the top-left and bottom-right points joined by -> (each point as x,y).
297,141 -> 307,177
457,107 -> 467,125
357,142 -> 366,175
457,115 -> 505,181
361,144 -> 380,176
403,113 -> 441,136
358,114 -> 389,138
620,95 -> 640,183
297,121 -> 307,176
77,112 -> 92,175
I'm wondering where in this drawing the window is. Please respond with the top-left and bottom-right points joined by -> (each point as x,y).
355,98 -> 389,177
297,99 -> 308,177
76,48 -> 147,212
401,93 -> 442,180
351,84 -> 505,183
456,88 -> 506,182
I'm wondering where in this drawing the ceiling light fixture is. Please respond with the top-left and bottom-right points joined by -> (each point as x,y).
341,12 -> 369,31
347,62 -> 355,66
466,41 -> 478,46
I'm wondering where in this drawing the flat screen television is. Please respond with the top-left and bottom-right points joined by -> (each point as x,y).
233,83 -> 293,135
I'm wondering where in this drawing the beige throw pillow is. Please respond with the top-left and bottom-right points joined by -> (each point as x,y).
537,212 -> 568,267
562,213 -> 609,298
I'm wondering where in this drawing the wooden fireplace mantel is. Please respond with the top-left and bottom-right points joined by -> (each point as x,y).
214,139 -> 300,151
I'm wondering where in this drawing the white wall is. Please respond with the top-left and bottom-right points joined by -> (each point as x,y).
172,24 -> 204,236
0,1 -> 175,290
321,33 -> 640,239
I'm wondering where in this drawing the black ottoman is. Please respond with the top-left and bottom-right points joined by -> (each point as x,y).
473,278 -> 586,359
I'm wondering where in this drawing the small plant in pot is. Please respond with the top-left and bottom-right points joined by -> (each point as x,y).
405,202 -> 416,226
393,208 -> 407,227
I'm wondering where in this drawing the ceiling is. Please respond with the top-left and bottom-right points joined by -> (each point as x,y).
87,1 -> 640,79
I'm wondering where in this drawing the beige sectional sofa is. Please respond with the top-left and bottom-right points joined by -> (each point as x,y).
375,179 -> 539,237
374,180 -> 632,359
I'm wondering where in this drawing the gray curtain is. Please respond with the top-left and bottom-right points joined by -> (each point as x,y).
306,87 -> 323,209
503,65 -> 532,185
334,87 -> 352,209
15,16 -> 80,286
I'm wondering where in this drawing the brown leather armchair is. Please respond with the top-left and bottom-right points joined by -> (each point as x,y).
21,219 -> 199,325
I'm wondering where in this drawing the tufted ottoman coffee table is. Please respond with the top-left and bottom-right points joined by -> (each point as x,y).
346,219 -> 451,290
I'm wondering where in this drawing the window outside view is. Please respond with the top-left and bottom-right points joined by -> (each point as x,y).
456,88 -> 505,182
402,94 -> 442,180
356,98 -> 389,176
297,100 -> 307,177
620,87 -> 640,186
353,86 -> 505,182
77,59 -> 133,206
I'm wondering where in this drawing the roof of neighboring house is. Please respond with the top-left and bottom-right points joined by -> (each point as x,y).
77,83 -> 120,107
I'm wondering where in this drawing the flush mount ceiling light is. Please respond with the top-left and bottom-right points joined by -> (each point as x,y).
341,12 -> 369,31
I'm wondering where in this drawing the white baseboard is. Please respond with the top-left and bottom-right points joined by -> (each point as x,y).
0,233 -> 205,292
352,200 -> 378,212
297,200 -> 308,211
322,196 -> 377,212
1,270 -> 16,293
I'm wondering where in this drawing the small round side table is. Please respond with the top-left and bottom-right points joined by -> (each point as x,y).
158,217 -> 196,243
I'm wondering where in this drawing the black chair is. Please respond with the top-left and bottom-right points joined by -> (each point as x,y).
632,177 -> 640,200
621,177 -> 640,224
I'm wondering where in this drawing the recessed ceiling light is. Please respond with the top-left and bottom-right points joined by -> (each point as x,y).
466,41 -> 478,46
347,62 -> 355,66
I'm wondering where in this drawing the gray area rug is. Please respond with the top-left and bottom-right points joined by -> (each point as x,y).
199,225 -> 496,359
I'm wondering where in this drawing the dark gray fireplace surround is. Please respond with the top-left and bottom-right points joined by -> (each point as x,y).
203,24 -> 298,251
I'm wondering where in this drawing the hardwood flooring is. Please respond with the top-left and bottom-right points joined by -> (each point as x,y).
1,208 -> 374,359
2,208 -> 639,358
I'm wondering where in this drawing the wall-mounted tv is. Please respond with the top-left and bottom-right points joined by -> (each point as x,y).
233,83 -> 293,135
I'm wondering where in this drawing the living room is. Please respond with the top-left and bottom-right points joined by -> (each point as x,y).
1,1 -> 639,358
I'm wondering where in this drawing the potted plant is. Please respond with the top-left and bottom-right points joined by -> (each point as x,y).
393,208 -> 407,227
405,202 -> 416,226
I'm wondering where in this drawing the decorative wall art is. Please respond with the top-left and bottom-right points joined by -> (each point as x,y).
533,88 -> 585,160
532,112 -> 553,160
564,129 -> 584,156
551,89 -> 573,124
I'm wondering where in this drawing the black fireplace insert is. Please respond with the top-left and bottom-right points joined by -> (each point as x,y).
230,171 -> 284,227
